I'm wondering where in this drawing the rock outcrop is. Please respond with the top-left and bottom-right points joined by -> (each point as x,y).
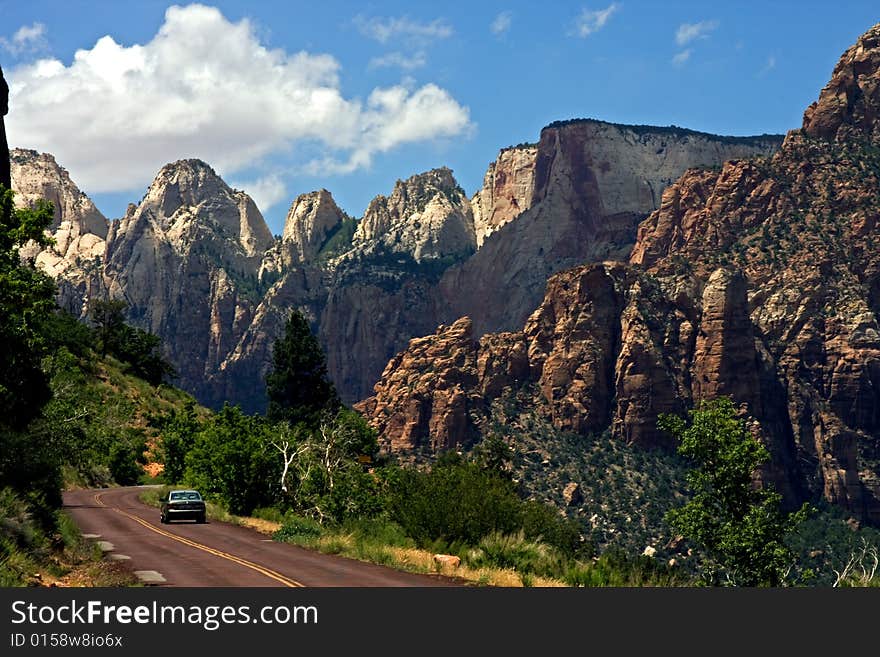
802,24 -> 880,143
11,149 -> 108,277
101,159 -> 274,396
352,167 -> 476,262
358,23 -> 880,523
280,190 -> 345,265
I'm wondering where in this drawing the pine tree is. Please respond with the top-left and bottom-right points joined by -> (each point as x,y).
266,310 -> 339,426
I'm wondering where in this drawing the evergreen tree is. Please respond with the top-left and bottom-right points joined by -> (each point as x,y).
88,298 -> 127,357
88,298 -> 175,384
266,310 -> 339,426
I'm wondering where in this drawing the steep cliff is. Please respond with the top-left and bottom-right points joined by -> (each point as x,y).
279,190 -> 346,265
471,145 -> 538,247
358,24 -> 880,523
440,120 -> 781,338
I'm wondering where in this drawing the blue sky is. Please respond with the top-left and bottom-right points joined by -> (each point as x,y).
1,1 -> 877,233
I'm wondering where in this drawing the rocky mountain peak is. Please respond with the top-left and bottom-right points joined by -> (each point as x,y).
10,148 -> 107,236
10,148 -> 108,282
802,22 -> 880,142
143,158 -> 228,216
139,158 -> 273,256
281,189 -> 345,264
353,166 -> 475,262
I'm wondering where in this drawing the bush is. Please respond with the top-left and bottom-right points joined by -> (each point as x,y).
385,455 -> 524,546
273,515 -> 323,543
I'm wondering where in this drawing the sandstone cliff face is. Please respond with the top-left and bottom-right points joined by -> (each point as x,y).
19,110 -> 782,412
11,149 -> 108,276
358,24 -> 880,523
280,190 -> 345,265
802,24 -> 880,143
10,149 -> 110,315
439,120 -> 782,338
216,167 -> 480,407
471,145 -> 538,247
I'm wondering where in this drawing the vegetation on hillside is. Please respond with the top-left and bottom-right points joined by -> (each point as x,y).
0,186 -> 196,585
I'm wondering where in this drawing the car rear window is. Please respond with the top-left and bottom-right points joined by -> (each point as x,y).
169,491 -> 202,501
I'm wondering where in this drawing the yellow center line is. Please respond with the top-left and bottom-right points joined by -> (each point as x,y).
94,492 -> 304,587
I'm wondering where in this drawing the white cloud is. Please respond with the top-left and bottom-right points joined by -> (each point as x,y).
312,82 -> 474,175
1,22 -> 48,55
355,15 -> 453,46
368,51 -> 427,71
672,49 -> 692,66
759,55 -> 777,76
572,3 -> 620,38
675,20 -> 718,46
235,174 -> 287,213
5,4 -> 472,194
491,12 -> 513,36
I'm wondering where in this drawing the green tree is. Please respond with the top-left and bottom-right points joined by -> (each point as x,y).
385,453 -> 524,546
0,188 -> 56,429
107,428 -> 147,486
89,299 -> 127,358
89,299 -> 175,384
185,404 -> 280,514
274,408 -> 379,523
0,188 -> 61,519
153,401 -> 202,483
661,397 -> 811,586
265,310 -> 339,426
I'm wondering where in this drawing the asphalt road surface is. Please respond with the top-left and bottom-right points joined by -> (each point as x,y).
63,487 -> 459,587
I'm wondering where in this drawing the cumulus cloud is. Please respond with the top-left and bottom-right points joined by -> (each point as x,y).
354,15 -> 453,46
675,20 -> 718,46
1,23 -> 49,56
672,49 -> 692,66
572,3 -> 620,38
234,174 -> 288,214
368,51 -> 427,71
490,12 -> 513,36
5,4 -> 472,194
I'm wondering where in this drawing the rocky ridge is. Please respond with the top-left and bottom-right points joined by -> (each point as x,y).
357,24 -> 880,523
15,113 -> 779,409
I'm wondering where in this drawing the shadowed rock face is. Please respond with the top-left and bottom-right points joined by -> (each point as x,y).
358,23 -> 880,523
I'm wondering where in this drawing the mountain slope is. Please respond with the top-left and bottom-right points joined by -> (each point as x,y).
14,121 -> 780,410
357,23 -> 880,524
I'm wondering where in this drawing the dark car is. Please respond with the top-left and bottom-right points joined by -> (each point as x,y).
160,489 -> 206,524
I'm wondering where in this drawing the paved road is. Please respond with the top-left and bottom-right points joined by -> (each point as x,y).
63,487 -> 458,587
